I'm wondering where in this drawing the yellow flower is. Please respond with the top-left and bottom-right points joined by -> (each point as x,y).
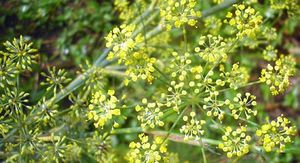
87,90 -> 121,128
194,35 -> 227,63
180,112 -> 206,141
256,115 -> 296,152
260,55 -> 296,95
220,63 -> 249,89
218,126 -> 251,158
159,0 -> 201,30
136,102 -> 164,129
203,92 -> 225,121
125,134 -> 168,163
227,92 -> 257,119
224,4 -> 263,38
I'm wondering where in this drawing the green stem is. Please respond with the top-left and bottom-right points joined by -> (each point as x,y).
148,130 -> 221,146
102,68 -> 127,77
219,80 -> 262,93
201,143 -> 207,163
183,26 -> 188,52
200,0 -> 242,18
162,107 -> 188,143
110,127 -> 144,134
224,111 -> 258,126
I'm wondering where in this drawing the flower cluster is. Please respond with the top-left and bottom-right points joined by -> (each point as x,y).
256,116 -> 296,152
126,134 -> 168,163
124,51 -> 156,84
163,52 -> 204,111
227,93 -> 257,120
194,35 -> 227,63
114,0 -> 147,22
270,0 -> 299,11
1,88 -> 30,115
105,24 -> 138,61
180,112 -> 206,141
105,24 -> 157,83
135,99 -> 164,129
87,90 -> 121,128
218,126 -> 251,158
203,92 -> 225,121
224,4 -> 263,38
80,62 -> 106,93
0,36 -> 37,88
159,0 -> 201,30
204,16 -> 222,35
263,45 -> 277,61
220,63 -> 249,89
0,36 -> 37,71
0,57 -> 17,88
41,67 -> 71,95
260,55 -> 296,95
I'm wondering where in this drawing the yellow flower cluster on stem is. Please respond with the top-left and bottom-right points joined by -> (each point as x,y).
87,90 -> 121,128
180,111 -> 206,141
126,133 -> 168,163
105,24 -> 139,61
195,35 -> 227,63
203,91 -> 225,121
105,24 -> 157,83
159,0 -> 201,30
224,4 -> 263,38
219,63 -> 249,89
226,93 -> 257,120
218,126 -> 251,158
135,99 -> 164,129
256,115 -> 296,152
260,55 -> 296,95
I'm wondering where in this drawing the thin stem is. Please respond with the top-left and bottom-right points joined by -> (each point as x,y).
183,26 -> 187,52
201,143 -> 207,163
153,65 -> 169,81
110,127 -> 144,134
162,107 -> 188,143
224,111 -> 258,126
102,68 -> 127,77
148,130 -> 222,146
200,0 -> 242,18
219,80 -> 262,93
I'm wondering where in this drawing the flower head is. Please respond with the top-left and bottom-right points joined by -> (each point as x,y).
41,67 -> 71,95
260,55 -> 296,95
126,134 -> 168,163
224,4 -> 263,38
203,91 -> 225,121
194,35 -> 227,63
180,112 -> 206,141
0,57 -> 18,88
1,88 -> 30,115
0,35 -> 37,71
160,0 -> 201,30
124,51 -> 156,84
227,93 -> 257,119
87,90 -> 121,128
263,45 -> 277,61
218,126 -> 251,158
256,115 -> 296,152
220,63 -> 249,89
136,99 -> 164,129
105,24 -> 141,62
